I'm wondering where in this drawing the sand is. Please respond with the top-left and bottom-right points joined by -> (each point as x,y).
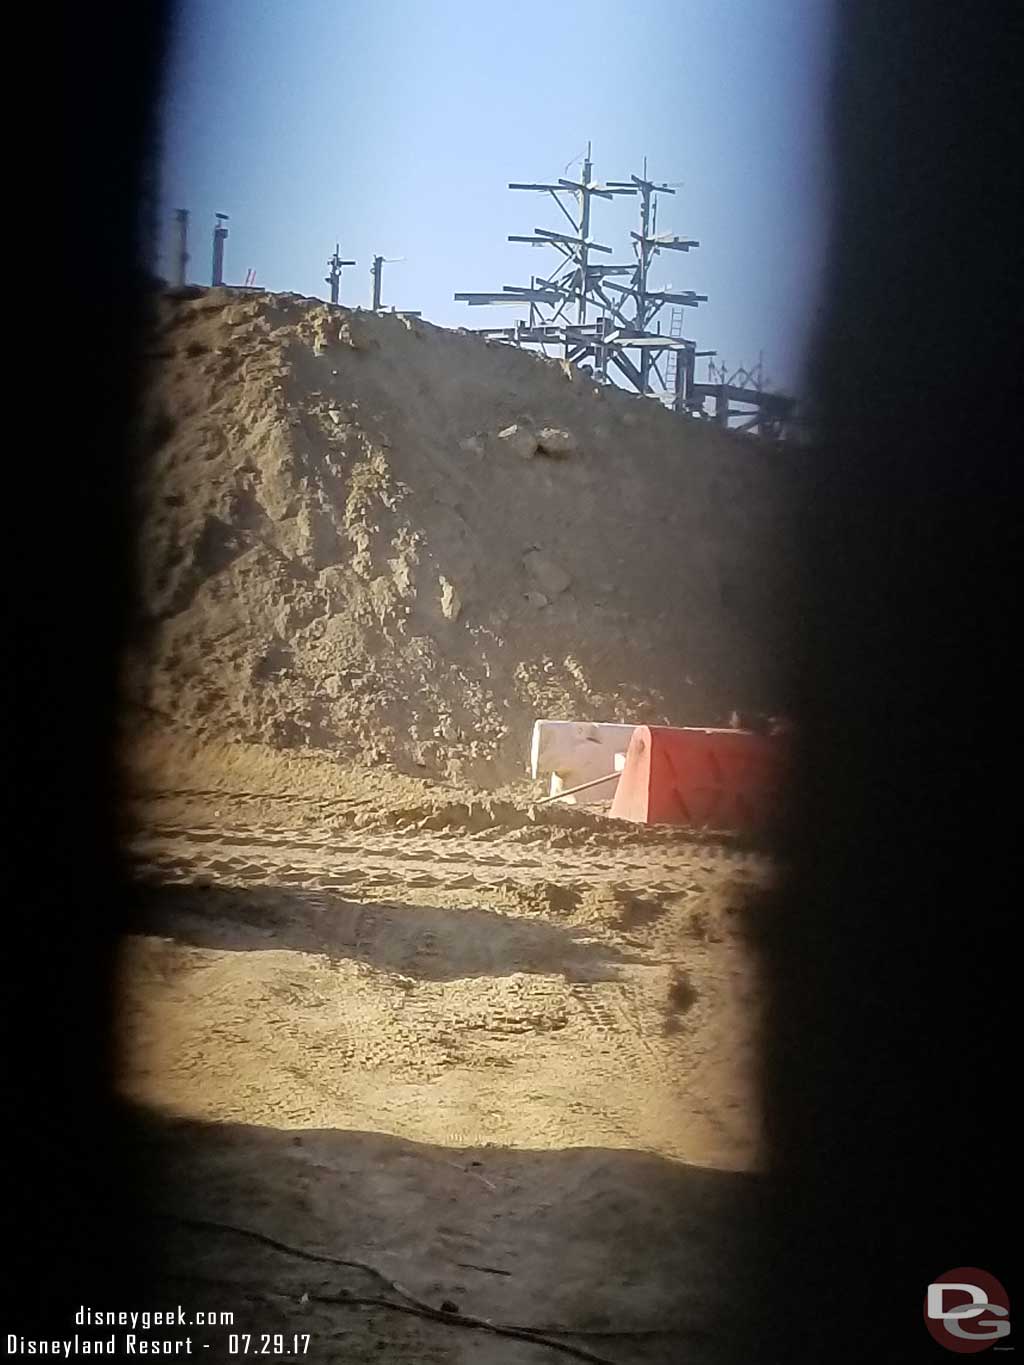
122,749 -> 770,1364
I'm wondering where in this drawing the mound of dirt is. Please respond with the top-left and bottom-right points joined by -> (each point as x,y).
130,288 -> 795,786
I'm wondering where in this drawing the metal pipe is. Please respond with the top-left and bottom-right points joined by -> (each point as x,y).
532,771 -> 619,806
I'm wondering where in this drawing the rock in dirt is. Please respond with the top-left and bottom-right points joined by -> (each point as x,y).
523,550 -> 572,596
439,575 -> 462,621
536,427 -> 577,458
496,423 -> 539,459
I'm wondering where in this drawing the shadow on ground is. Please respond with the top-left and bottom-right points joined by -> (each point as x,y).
130,1104 -> 761,1365
131,882 -> 647,982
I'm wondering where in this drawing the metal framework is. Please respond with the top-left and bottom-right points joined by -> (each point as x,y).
368,254 -> 421,318
455,144 -> 711,408
325,244 -> 356,304
456,144 -> 796,434
692,356 -> 795,438
371,253 -> 412,311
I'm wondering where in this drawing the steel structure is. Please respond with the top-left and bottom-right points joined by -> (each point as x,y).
371,254 -> 406,311
325,244 -> 356,305
691,356 -> 795,438
211,214 -> 229,287
455,145 -> 712,407
456,144 -> 796,433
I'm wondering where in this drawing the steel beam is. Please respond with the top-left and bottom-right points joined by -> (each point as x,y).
691,382 -> 794,415
531,226 -> 613,253
557,177 -> 614,200
454,290 -> 562,305
630,231 -> 699,251
608,349 -> 644,390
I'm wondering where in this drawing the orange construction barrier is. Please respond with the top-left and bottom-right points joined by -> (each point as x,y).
609,725 -> 787,830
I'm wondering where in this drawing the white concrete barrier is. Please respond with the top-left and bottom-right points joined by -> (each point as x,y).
530,720 -> 638,804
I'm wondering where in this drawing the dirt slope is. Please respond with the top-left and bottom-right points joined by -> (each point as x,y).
131,288 -> 794,785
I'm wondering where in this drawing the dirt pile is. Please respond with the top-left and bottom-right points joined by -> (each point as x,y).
131,287 -> 795,785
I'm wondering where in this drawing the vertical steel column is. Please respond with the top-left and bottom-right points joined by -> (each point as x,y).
211,214 -> 229,286
325,246 -> 355,305
174,209 -> 189,287
577,143 -> 592,326
327,246 -> 340,304
637,175 -> 653,393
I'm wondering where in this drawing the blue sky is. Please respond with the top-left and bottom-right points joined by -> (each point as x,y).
158,0 -> 833,395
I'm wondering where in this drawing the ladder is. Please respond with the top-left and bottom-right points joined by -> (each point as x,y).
663,305 -> 685,393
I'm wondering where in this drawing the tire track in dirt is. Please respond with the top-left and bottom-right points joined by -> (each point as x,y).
123,799 -> 768,1166
129,822 -> 767,909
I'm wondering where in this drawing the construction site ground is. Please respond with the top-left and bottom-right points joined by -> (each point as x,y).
121,740 -> 769,1364
120,289 -> 787,1361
